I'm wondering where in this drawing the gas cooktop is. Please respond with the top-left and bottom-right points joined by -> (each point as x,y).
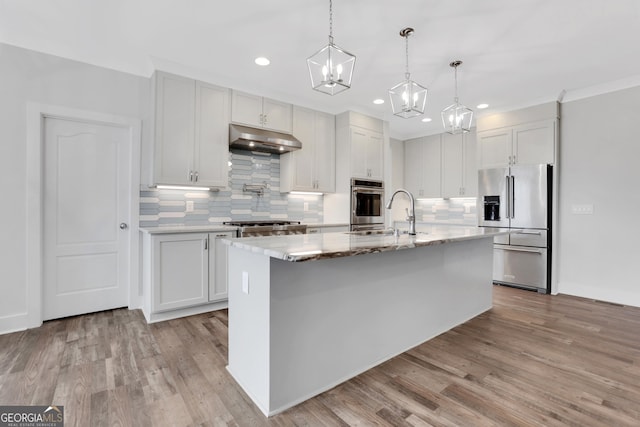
223,220 -> 301,227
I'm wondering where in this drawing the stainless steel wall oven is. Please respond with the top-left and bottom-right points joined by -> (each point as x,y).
350,178 -> 384,231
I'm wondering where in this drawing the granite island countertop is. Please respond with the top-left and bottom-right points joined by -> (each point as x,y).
139,224 -> 238,234
223,225 -> 510,262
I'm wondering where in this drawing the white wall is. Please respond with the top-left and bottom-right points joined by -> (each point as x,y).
558,86 -> 640,306
386,137 -> 408,225
0,43 -> 149,332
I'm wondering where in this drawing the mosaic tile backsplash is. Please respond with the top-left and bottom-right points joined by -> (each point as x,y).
140,150 -> 323,227
413,197 -> 478,225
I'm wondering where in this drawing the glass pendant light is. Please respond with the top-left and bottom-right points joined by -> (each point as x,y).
307,0 -> 356,96
388,27 -> 428,118
441,60 -> 473,134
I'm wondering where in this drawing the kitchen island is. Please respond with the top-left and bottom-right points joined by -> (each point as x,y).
224,226 -> 508,416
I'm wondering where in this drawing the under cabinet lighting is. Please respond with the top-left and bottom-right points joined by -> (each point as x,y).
156,185 -> 212,191
290,191 -> 323,195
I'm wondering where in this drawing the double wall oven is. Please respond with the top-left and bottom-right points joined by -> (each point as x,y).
350,178 -> 385,232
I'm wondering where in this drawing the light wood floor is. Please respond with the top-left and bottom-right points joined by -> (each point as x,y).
1,285 -> 640,426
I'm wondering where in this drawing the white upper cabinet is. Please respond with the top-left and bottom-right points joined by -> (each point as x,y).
153,71 -> 229,187
194,82 -> 231,187
512,120 -> 556,165
404,134 -> 441,198
280,106 -> 336,192
231,90 -> 292,133
478,119 -> 556,168
477,102 -> 558,169
477,127 -> 512,169
350,126 -> 383,180
442,131 -> 477,198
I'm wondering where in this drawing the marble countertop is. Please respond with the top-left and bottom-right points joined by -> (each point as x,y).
139,224 -> 238,234
224,226 -> 510,262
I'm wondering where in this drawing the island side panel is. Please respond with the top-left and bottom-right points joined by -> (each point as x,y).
268,238 -> 493,415
226,246 -> 272,414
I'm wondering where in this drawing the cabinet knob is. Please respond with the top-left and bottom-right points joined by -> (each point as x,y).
119,222 -> 128,230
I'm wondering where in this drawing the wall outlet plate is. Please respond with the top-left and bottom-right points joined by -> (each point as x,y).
186,200 -> 195,212
571,204 -> 594,215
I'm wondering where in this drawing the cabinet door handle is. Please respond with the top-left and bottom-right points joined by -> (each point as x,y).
194,171 -> 199,182
262,114 -> 267,125
204,238 -> 208,250
513,154 -> 517,164
215,234 -> 228,238
189,171 -> 194,182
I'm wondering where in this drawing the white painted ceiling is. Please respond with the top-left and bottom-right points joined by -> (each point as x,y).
2,0 -> 640,140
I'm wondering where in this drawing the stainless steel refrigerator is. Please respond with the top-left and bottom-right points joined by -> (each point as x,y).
478,164 -> 552,293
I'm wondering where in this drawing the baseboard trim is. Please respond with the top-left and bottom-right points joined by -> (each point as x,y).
558,281 -> 640,308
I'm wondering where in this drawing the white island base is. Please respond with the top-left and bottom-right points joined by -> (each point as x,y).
227,236 -> 494,416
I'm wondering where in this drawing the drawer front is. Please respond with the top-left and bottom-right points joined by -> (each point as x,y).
494,245 -> 547,290
509,229 -> 547,247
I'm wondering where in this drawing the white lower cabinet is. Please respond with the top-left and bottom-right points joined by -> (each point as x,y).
146,230 -> 235,317
152,233 -> 209,312
209,231 -> 235,302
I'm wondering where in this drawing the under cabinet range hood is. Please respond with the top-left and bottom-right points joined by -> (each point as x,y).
229,124 -> 302,154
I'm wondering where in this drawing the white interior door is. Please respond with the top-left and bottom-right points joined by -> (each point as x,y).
43,117 -> 131,320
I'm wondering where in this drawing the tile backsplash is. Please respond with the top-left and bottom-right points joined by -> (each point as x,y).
413,198 -> 478,225
140,149 -> 323,227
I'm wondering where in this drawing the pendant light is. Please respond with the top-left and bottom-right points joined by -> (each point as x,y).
388,28 -> 428,118
307,0 -> 356,95
441,60 -> 473,134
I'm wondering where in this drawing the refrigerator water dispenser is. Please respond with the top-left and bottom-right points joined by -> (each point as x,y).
483,196 -> 501,221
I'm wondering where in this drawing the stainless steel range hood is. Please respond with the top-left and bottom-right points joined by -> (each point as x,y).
229,124 -> 302,154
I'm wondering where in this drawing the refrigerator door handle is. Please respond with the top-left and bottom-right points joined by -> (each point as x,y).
510,175 -> 515,219
501,246 -> 544,255
505,176 -> 511,219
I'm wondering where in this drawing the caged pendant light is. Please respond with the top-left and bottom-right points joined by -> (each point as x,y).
307,0 -> 356,95
388,27 -> 428,118
441,60 -> 473,134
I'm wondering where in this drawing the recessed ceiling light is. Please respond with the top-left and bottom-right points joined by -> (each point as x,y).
421,117 -> 432,123
477,103 -> 489,109
255,57 -> 270,66
373,98 -> 385,105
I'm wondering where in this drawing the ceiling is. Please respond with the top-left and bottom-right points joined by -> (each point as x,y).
2,0 -> 640,140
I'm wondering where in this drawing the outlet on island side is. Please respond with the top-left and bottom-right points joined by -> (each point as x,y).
242,271 -> 250,294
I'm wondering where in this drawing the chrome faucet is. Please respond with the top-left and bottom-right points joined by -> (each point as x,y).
385,189 -> 416,235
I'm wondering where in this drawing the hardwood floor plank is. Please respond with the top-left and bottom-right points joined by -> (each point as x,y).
2,285 -> 640,425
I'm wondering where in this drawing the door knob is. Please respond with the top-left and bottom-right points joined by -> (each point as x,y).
119,223 -> 128,230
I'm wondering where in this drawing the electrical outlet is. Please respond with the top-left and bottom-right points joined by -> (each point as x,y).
571,204 -> 594,215
242,271 -> 250,294
186,200 -> 194,212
